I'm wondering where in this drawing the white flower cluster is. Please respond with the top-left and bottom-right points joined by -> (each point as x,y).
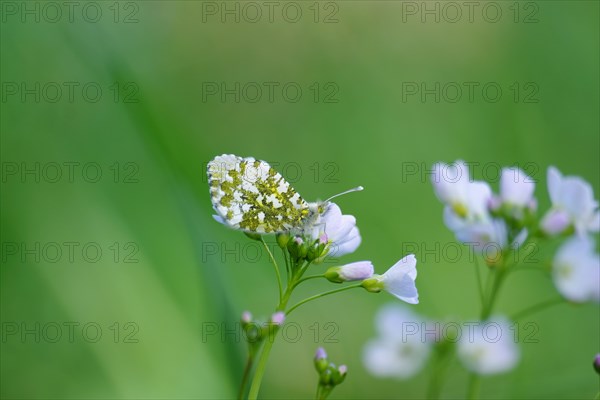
432,161 -> 535,262
432,161 -> 600,303
363,305 -> 520,378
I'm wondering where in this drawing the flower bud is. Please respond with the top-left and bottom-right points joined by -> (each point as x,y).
325,261 -> 374,283
332,365 -> 347,385
314,347 -> 328,373
594,354 -> 600,375
241,311 -> 252,326
244,321 -> 262,344
276,233 -> 291,249
361,275 -> 384,293
319,366 -> 333,385
307,237 -> 328,262
270,311 -> 285,326
287,236 -> 308,262
241,312 -> 261,344
540,210 -> 571,235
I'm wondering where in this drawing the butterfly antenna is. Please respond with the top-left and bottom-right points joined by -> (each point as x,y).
324,186 -> 364,203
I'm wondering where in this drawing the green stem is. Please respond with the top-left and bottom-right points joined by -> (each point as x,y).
427,347 -> 452,400
510,297 -> 563,321
293,274 -> 325,288
247,266 -> 301,399
482,267 -> 507,320
482,268 -> 494,314
247,337 -> 275,400
238,355 -> 254,400
281,248 -> 291,283
286,284 -> 362,316
468,259 -> 509,399
261,238 -> 283,302
247,257 -> 348,398
473,256 -> 485,305
319,386 -> 332,400
466,373 -> 480,400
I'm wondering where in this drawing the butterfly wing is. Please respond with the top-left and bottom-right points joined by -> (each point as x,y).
207,154 -> 310,233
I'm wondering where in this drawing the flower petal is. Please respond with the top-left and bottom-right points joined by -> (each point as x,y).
500,167 -> 535,207
382,255 -> 419,304
547,166 -> 562,205
330,227 -> 361,257
457,316 -> 520,375
431,160 -> 470,205
375,304 -> 421,339
338,261 -> 374,281
553,235 -> 599,302
540,209 -> 570,235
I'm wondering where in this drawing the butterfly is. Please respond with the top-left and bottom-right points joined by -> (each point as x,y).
207,154 -> 362,234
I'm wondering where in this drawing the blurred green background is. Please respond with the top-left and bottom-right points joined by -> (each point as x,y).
1,1 -> 599,399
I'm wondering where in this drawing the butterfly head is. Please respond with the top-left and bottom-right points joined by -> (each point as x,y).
300,186 -> 364,235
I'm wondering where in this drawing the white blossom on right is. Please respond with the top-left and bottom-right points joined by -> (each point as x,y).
457,316 -> 520,375
541,166 -> 600,236
552,235 -> 600,302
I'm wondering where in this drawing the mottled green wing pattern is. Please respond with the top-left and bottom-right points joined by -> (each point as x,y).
207,154 -> 310,233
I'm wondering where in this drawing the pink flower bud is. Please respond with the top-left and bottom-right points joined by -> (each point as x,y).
541,209 -> 570,235
315,347 -> 327,361
241,311 -> 252,324
271,311 -> 285,326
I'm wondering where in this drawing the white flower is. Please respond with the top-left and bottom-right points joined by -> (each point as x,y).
362,255 -> 419,304
499,167 -> 536,208
432,161 -> 493,232
457,316 -> 520,375
454,219 -> 508,262
313,202 -> 361,258
431,160 -> 472,208
541,166 -> 600,235
325,261 -> 374,283
363,305 -> 431,379
552,235 -> 600,303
